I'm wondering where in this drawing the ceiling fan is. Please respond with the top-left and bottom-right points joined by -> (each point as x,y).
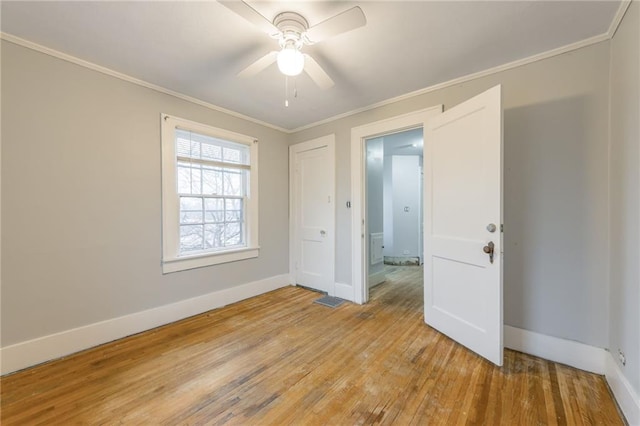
219,1 -> 367,90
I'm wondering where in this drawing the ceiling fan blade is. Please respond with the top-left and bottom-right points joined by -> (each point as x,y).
305,6 -> 366,43
219,1 -> 279,36
303,55 -> 334,90
238,51 -> 278,78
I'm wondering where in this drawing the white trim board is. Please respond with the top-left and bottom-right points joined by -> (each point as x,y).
504,325 -> 606,374
606,351 -> 640,426
608,1 -> 633,39
334,282 -> 353,302
505,325 -> 639,425
0,274 -> 289,376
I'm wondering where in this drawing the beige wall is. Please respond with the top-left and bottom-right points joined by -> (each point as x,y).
290,42 -> 611,348
1,41 -> 290,346
609,1 -> 640,394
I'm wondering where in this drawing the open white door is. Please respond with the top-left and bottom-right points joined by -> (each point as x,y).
424,85 -> 503,366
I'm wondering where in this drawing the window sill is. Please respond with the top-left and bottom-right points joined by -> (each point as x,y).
162,247 -> 259,274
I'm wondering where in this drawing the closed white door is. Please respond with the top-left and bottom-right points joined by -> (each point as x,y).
424,85 -> 503,365
291,137 -> 335,294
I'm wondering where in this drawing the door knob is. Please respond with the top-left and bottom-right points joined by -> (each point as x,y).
320,230 -> 326,236
483,241 -> 495,264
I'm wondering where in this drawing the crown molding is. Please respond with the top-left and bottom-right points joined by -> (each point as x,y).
289,31 -> 611,133
2,0 -> 631,135
608,1 -> 632,38
0,32 -> 289,134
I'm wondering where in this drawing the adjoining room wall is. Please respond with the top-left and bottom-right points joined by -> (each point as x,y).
366,137 -> 385,280
386,155 -> 421,259
290,41 -> 611,348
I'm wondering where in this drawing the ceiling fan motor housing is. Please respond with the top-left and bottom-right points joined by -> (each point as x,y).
274,12 -> 309,48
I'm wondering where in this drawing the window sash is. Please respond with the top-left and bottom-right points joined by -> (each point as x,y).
161,113 -> 259,273
176,164 -> 248,198
178,195 -> 246,254
175,125 -> 250,255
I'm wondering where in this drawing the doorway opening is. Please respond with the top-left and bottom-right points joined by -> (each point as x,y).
350,106 -> 442,304
365,128 -> 424,298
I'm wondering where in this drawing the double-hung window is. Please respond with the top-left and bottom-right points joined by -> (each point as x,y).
161,114 -> 259,273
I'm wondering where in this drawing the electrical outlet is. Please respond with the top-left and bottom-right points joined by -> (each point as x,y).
403,250 -> 410,255
618,349 -> 626,366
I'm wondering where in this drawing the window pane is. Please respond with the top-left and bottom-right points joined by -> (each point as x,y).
223,170 -> 243,196
189,141 -> 201,158
177,166 -> 192,194
180,225 -> 203,252
176,136 -> 191,157
189,168 -> 202,194
202,168 -> 222,195
180,211 -> 203,224
225,222 -> 243,246
202,143 -> 222,161
204,223 -> 225,249
223,147 -> 241,164
205,198 -> 224,223
180,197 -> 202,211
180,196 -> 203,225
225,208 -> 242,222
225,198 -> 242,211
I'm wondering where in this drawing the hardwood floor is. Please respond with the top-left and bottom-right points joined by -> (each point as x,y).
1,266 -> 623,425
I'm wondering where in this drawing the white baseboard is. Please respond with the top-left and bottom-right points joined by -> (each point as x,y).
504,325 -> 606,374
334,282 -> 353,302
369,271 -> 386,288
505,326 -> 639,424
0,274 -> 290,376
605,351 -> 640,425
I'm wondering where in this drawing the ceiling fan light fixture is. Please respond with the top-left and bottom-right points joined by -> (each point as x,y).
277,46 -> 304,76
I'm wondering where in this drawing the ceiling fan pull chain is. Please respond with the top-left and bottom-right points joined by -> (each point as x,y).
294,78 -> 298,99
285,76 -> 289,107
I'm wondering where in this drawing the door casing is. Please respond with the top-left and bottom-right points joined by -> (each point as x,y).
350,106 -> 442,304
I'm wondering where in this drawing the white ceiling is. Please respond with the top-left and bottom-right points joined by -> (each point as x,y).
1,1 -> 621,131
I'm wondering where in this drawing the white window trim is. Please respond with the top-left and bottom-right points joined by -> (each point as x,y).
161,114 -> 259,273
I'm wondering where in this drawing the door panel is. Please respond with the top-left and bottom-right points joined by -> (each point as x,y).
294,145 -> 333,293
424,85 -> 503,366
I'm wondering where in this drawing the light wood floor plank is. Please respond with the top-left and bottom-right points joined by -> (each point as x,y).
1,266 -> 624,425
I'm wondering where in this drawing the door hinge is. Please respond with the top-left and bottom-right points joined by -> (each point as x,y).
501,224 -> 504,232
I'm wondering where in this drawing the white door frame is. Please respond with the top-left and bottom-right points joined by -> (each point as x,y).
350,106 -> 442,304
289,134 -> 336,294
